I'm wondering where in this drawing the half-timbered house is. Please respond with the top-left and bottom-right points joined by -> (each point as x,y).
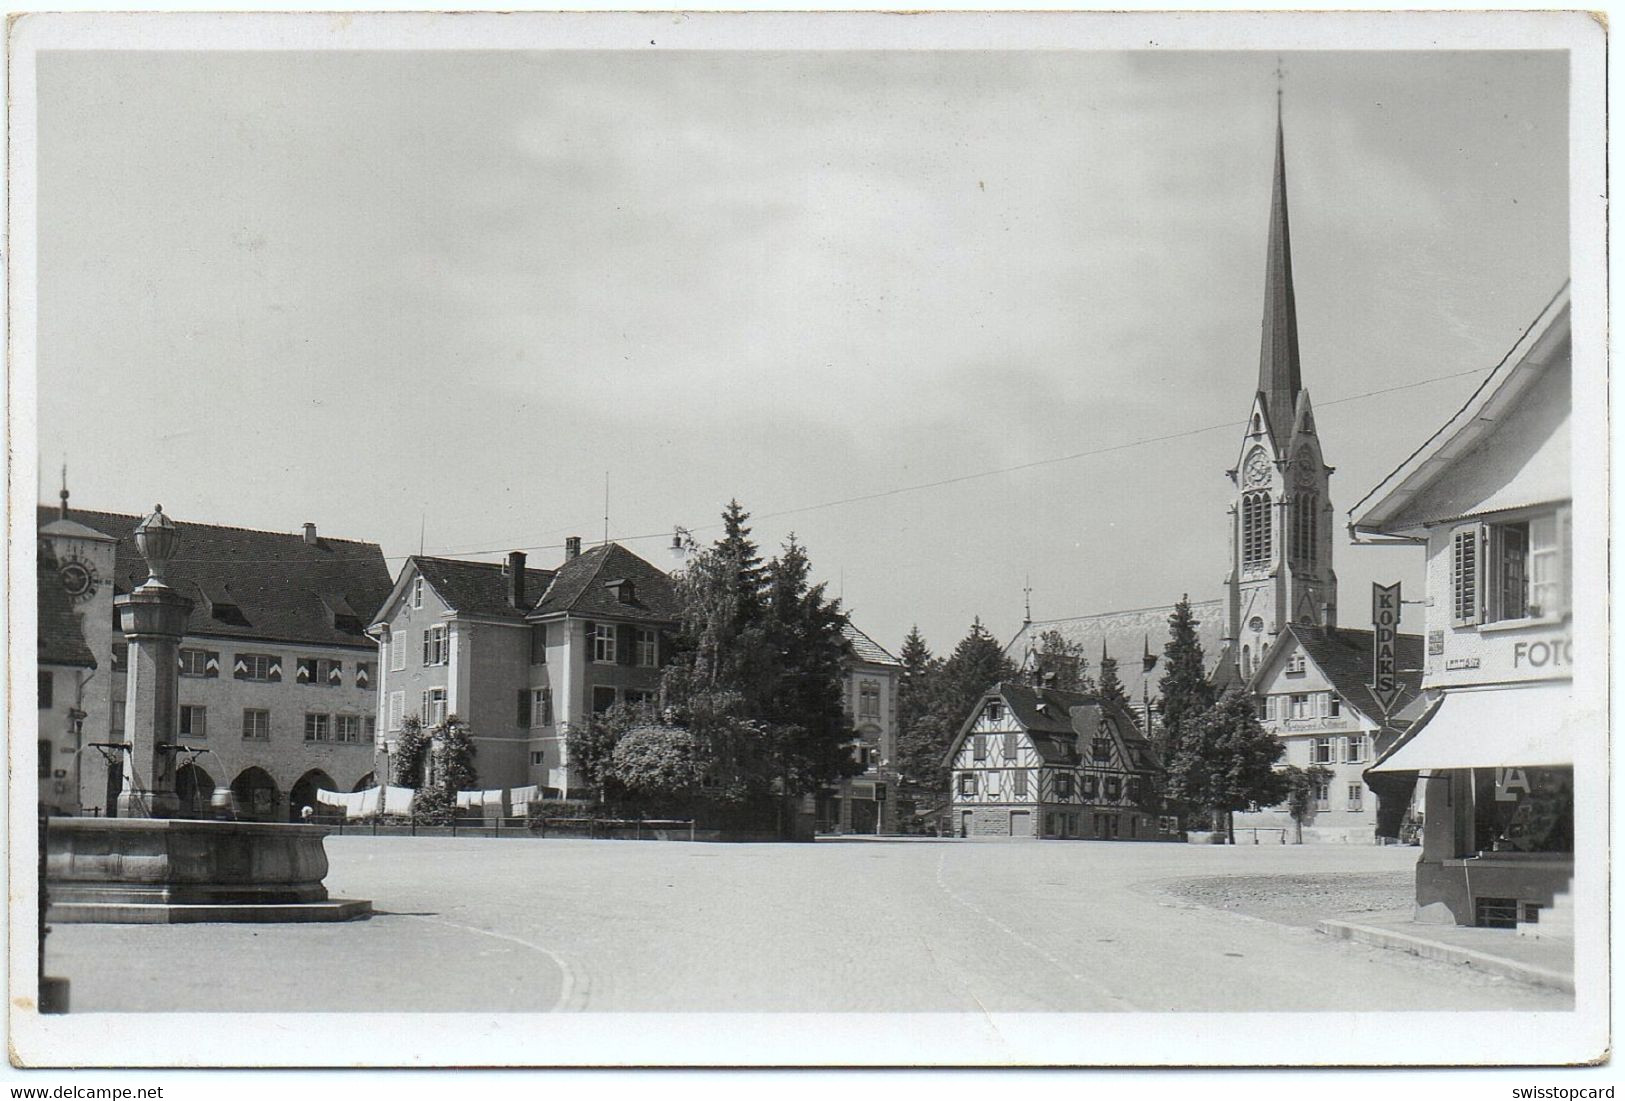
943,681 -> 1170,840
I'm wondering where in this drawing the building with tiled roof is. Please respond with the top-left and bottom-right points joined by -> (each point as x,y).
1231,623 -> 1425,844
942,681 -> 1175,841
817,623 -> 905,835
36,501 -> 391,819
369,536 -> 681,796
1004,599 -> 1225,738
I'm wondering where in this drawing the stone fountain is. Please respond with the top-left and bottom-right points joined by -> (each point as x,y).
45,506 -> 371,923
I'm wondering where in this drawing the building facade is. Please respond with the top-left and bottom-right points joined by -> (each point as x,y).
944,682 -> 1168,841
816,623 -> 903,834
37,503 -> 392,819
1359,286 -> 1573,929
369,537 -> 678,797
1231,624 -> 1423,843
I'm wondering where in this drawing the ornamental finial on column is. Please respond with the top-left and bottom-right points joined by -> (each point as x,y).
133,505 -> 180,590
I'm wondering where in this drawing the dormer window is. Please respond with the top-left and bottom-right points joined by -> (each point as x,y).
605,578 -> 636,605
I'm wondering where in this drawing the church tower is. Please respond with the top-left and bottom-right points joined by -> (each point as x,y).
1222,102 -> 1338,681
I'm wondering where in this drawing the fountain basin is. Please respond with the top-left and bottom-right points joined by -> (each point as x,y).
46,817 -> 371,923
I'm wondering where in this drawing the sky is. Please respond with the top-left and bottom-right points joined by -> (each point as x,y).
34,48 -> 1569,657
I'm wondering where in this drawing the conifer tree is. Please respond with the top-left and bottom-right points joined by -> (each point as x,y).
1031,629 -> 1094,694
1157,594 -> 1215,758
1097,644 -> 1130,714
897,618 -> 1017,795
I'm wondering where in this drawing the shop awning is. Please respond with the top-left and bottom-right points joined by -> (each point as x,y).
1368,681 -> 1572,772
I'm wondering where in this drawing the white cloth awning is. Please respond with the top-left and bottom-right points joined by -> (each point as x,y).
1369,681 -> 1572,772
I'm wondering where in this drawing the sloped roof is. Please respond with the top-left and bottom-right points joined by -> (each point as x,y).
1006,599 -> 1226,708
38,567 -> 96,668
1269,624 -> 1426,733
949,681 -> 1161,772
42,506 -> 391,649
529,542 -> 680,625
842,622 -> 900,668
411,557 -> 557,622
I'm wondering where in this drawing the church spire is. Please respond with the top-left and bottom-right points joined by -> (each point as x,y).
1256,96 -> 1302,433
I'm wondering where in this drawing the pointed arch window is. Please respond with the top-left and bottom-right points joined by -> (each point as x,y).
1291,492 -> 1318,564
1242,491 -> 1272,568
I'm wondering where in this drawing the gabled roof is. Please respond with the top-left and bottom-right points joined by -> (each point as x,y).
944,681 -> 1161,772
409,557 -> 558,623
39,506 -> 391,649
1250,624 -> 1426,732
38,567 -> 96,668
1350,284 -> 1570,537
842,622 -> 901,668
529,542 -> 680,625
1006,599 -> 1225,708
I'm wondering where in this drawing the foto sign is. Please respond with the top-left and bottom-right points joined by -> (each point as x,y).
1371,582 -> 1402,714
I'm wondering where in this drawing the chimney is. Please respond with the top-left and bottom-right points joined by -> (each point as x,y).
507,551 -> 527,608
303,522 -> 318,546
565,536 -> 581,561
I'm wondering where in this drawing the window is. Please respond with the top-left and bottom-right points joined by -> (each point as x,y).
1286,652 -> 1306,675
1242,490 -> 1272,568
336,714 -> 362,743
625,689 -> 655,709
638,629 -> 658,669
958,773 -> 976,796
422,625 -> 448,667
1328,694 -> 1342,718
38,672 -> 52,710
179,705 -> 207,739
972,735 -> 987,762
1344,734 -> 1366,764
112,643 -> 128,672
1452,525 -> 1481,625
1092,737 -> 1111,763
1289,693 -> 1312,720
532,688 -> 554,727
242,708 -> 270,741
111,700 -> 125,736
364,716 -> 376,741
1254,696 -> 1269,720
858,680 -> 880,719
985,771 -> 1002,798
1291,492 -> 1318,564
593,623 -> 618,664
421,688 -> 447,726
1012,770 -> 1028,798
1487,512 -> 1570,622
1311,737 -> 1333,764
531,751 -> 547,766
387,691 -> 405,731
592,686 -> 617,714
530,624 -> 548,665
304,712 -> 331,742
38,740 -> 51,779
236,652 -> 279,682
1002,731 -> 1018,760
1312,777 -> 1331,811
986,701 -> 1004,724
1104,776 -> 1122,800
1346,783 -> 1364,812
1056,773 -> 1073,799
179,648 -> 213,677
389,630 -> 405,672
412,577 -> 424,609
1081,774 -> 1099,799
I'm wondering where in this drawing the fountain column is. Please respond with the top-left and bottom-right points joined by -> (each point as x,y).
114,506 -> 191,819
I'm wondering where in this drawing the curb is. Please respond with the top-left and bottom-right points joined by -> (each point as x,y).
1317,919 -> 1574,993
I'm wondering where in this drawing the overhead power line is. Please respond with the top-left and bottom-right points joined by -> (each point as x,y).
92,362 -> 1495,566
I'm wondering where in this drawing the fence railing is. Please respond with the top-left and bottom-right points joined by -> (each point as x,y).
315,815 -> 698,840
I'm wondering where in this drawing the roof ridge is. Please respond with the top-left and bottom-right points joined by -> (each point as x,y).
48,506 -> 382,548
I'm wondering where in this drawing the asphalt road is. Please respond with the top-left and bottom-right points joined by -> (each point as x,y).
46,835 -> 1571,1013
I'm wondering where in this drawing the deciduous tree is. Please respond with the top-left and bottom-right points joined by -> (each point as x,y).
1166,688 -> 1287,842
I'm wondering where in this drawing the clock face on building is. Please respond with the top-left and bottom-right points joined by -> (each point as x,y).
58,554 -> 99,603
1244,450 -> 1272,487
1293,451 -> 1317,487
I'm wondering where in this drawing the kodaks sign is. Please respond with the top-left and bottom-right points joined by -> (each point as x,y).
1370,582 -> 1402,714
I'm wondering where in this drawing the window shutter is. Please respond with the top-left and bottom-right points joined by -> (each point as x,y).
517,689 -> 531,728
421,690 -> 429,719
1317,693 -> 1329,718
234,655 -> 248,680
583,621 -> 597,659
1452,525 -> 1483,626
619,624 -> 636,666
422,629 -> 431,666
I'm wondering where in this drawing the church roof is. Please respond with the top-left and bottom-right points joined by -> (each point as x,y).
40,505 -> 392,649
1005,599 -> 1226,708
1257,107 -> 1303,436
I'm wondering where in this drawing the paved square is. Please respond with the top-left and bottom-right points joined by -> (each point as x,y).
46,836 -> 1572,1012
